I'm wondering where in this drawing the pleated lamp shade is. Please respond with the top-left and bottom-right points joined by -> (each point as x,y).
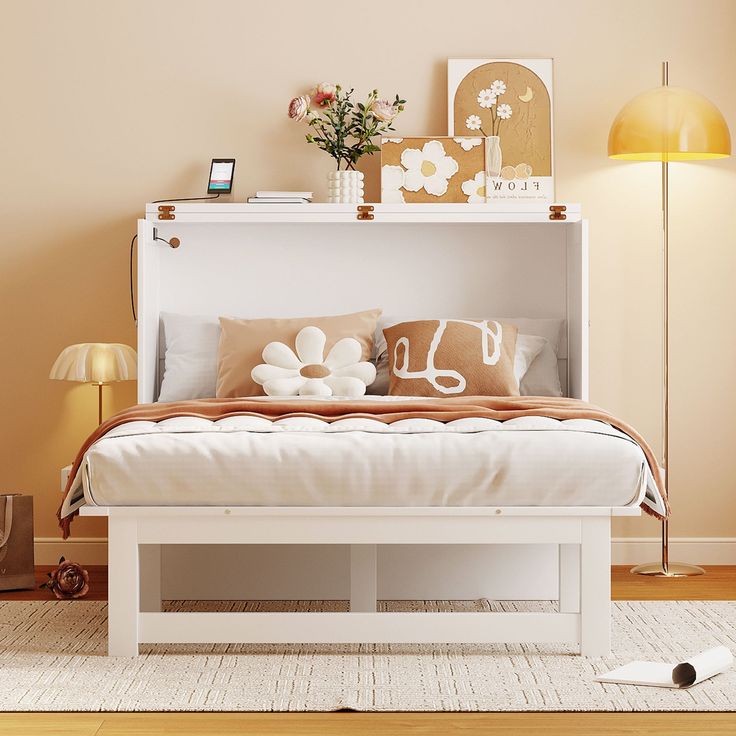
49,343 -> 137,384
608,86 -> 731,161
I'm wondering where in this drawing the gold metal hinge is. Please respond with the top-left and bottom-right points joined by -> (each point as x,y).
357,205 -> 374,221
549,204 -> 566,221
158,205 -> 175,221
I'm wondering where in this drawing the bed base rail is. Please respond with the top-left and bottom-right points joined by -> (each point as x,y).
81,505 -> 637,657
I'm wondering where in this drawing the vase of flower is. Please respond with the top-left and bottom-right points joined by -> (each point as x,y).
486,135 -> 502,178
327,170 -> 365,204
288,83 -> 406,201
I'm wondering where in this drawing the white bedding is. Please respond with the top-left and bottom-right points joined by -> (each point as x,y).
63,399 -> 664,516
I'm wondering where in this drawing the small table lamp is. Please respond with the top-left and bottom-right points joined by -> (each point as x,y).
50,343 -> 137,425
608,62 -> 731,577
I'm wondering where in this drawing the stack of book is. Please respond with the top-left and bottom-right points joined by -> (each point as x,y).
247,191 -> 313,204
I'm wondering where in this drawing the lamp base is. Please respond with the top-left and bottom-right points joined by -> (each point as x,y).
630,561 -> 705,577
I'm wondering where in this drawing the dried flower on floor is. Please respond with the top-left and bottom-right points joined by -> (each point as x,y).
40,557 -> 89,599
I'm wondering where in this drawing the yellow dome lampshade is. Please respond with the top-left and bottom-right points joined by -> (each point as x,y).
608,85 -> 731,161
50,343 -> 137,384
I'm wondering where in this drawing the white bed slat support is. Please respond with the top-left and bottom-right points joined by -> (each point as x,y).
108,517 -> 140,657
579,516 -> 611,656
350,544 -> 377,612
139,544 -> 162,613
138,611 -> 581,645
558,543 -> 580,613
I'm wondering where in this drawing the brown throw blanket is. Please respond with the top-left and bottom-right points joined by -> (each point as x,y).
57,396 -> 668,537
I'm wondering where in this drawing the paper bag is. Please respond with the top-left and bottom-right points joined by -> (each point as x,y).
0,494 -> 35,591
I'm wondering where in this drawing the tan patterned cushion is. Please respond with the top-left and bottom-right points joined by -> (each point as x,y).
383,319 -> 519,397
217,309 -> 381,398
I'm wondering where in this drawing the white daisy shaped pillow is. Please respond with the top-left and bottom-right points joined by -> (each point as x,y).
251,326 -> 376,397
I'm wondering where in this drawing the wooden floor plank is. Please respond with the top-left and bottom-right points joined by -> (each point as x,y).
611,565 -> 736,600
0,712 -> 734,736
0,713 -> 104,735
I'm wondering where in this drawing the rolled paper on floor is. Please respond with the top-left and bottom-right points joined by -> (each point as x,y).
672,646 -> 734,688
596,645 -> 734,689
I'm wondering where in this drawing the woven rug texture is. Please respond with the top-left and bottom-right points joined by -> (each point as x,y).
1,599 -> 734,711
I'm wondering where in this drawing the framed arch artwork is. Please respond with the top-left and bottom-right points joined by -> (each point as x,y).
448,58 -> 554,202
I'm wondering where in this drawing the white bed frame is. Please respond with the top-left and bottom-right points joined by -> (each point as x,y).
83,202 -> 639,656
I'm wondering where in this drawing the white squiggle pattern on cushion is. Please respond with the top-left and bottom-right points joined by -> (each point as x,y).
392,319 -> 503,395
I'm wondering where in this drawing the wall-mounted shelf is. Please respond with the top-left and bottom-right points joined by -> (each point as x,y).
145,202 -> 581,225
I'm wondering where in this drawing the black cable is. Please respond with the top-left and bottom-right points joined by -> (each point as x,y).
129,233 -> 137,323
151,193 -> 221,204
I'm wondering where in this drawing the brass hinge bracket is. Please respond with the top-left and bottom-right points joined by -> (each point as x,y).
549,204 -> 567,221
158,205 -> 176,221
357,204 -> 374,221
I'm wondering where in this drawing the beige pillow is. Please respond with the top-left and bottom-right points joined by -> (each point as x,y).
384,319 -> 519,397
217,309 -> 381,397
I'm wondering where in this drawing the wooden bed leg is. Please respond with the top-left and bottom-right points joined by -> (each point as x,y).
108,517 -> 140,656
559,543 -> 580,613
350,544 -> 377,612
580,516 -> 611,657
140,544 -> 162,613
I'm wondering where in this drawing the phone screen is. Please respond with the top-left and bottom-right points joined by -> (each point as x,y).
208,159 -> 235,193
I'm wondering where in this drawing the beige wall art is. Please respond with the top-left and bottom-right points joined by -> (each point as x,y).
381,137 -> 489,203
449,58 -> 554,201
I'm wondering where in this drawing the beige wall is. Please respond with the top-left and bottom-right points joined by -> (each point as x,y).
2,0 -> 735,543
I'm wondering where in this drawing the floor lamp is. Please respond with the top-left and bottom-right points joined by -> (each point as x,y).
608,62 -> 731,576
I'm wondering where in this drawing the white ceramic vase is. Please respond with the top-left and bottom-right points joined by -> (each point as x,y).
327,170 -> 364,204
486,136 -> 502,178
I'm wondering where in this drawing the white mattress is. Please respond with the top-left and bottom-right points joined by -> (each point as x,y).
64,406 -> 663,515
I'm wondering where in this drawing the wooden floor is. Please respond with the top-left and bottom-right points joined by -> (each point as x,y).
2,712 -> 736,736
1,565 -> 734,735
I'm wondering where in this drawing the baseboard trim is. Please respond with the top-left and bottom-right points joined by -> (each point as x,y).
36,537 -> 736,566
35,538 -> 109,565
611,537 -> 736,565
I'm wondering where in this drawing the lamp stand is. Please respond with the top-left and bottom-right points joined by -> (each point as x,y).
631,61 -> 704,577
95,382 -> 105,426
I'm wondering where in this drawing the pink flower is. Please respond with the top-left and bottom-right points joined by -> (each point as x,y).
288,95 -> 310,121
311,82 -> 337,107
370,99 -> 398,123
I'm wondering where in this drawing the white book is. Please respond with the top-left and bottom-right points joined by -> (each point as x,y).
595,646 -> 733,689
255,190 -> 313,199
247,197 -> 310,204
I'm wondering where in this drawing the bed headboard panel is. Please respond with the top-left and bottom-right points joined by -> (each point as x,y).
138,209 -> 588,402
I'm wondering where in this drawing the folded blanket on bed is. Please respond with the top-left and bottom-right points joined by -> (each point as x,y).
57,396 -> 668,537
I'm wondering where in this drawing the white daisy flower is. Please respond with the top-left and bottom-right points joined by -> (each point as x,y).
477,89 -> 497,109
490,80 -> 507,96
461,171 -> 487,203
400,140 -> 459,197
251,326 -> 376,397
454,137 -> 483,151
381,164 -> 406,203
465,115 -> 482,131
497,103 -> 513,120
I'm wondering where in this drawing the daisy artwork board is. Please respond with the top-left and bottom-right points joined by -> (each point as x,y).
380,137 -> 487,203
448,58 -> 554,202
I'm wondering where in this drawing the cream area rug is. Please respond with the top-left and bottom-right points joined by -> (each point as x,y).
1,599 -> 734,712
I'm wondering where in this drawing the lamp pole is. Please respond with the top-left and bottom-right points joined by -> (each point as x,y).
631,62 -> 704,577
96,382 -> 104,426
